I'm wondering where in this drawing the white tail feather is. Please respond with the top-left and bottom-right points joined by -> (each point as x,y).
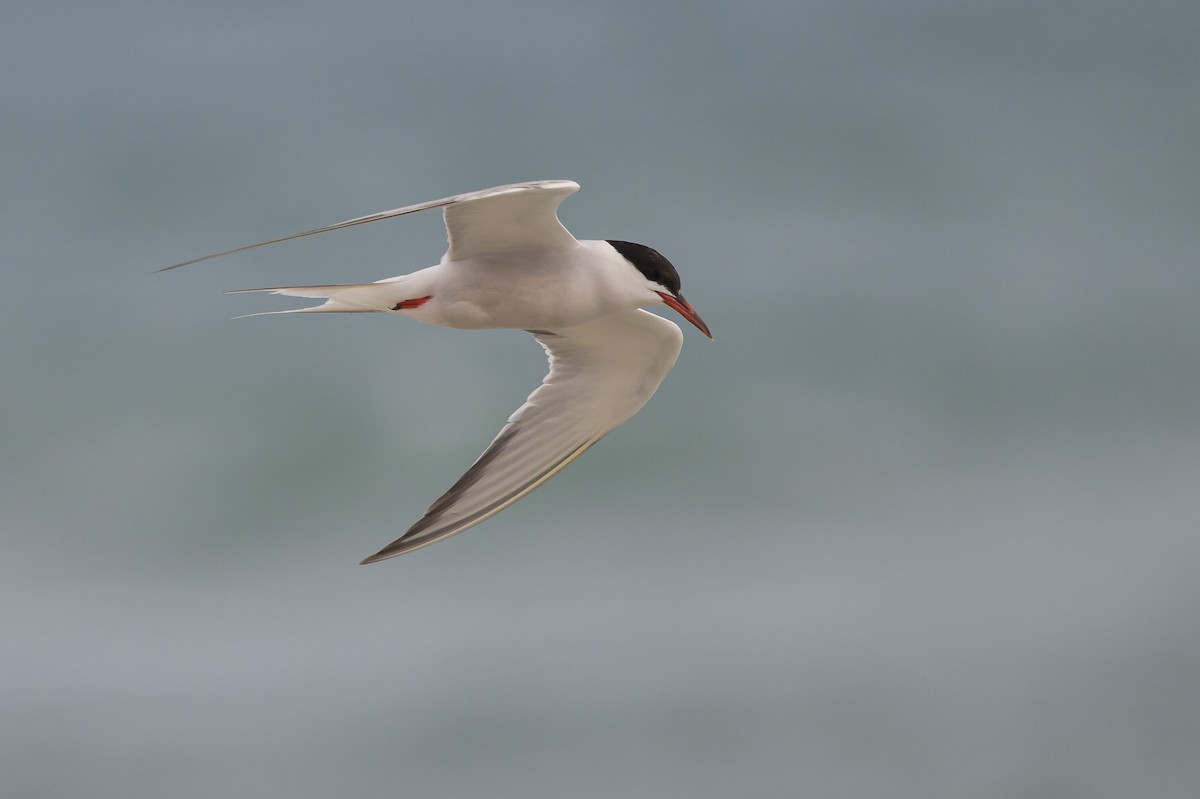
232,303 -> 372,319
227,282 -> 409,315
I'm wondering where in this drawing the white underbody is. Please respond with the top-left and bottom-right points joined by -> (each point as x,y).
376,240 -> 637,331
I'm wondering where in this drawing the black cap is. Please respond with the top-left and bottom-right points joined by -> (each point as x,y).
606,240 -> 682,296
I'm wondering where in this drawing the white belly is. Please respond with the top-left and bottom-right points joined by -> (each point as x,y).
425,248 -> 620,330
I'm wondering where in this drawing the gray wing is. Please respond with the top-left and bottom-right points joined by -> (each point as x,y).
360,309 -> 684,563
442,180 -> 579,260
161,180 -> 580,271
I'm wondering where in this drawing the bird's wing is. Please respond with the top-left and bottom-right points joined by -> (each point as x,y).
440,180 -> 579,260
160,180 -> 579,271
361,309 -> 684,563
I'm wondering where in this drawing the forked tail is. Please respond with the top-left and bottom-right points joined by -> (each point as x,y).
227,282 -> 412,317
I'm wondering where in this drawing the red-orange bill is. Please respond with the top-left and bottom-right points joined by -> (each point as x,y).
657,292 -> 713,339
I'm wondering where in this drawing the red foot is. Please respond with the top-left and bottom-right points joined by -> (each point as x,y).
392,295 -> 432,311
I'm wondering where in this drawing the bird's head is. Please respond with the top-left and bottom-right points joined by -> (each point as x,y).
607,240 -> 712,339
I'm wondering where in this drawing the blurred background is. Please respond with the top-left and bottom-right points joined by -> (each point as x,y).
3,1 -> 1198,796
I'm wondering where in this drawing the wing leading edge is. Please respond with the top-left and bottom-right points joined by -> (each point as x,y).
160,180 -> 580,271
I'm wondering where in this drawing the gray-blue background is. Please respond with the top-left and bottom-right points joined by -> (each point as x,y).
4,2 -> 1198,796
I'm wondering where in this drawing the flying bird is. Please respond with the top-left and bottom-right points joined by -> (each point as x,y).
164,180 -> 711,563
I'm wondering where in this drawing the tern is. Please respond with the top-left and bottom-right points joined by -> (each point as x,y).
165,180 -> 711,563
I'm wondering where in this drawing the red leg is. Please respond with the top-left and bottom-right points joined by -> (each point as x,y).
392,295 -> 432,311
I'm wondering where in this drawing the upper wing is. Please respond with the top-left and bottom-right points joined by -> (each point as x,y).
442,180 -> 579,260
360,309 -> 685,563
160,179 -> 580,271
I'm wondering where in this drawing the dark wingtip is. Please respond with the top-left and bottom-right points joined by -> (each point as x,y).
359,546 -> 398,565
359,532 -> 427,564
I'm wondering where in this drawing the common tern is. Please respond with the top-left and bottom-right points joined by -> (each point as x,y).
165,180 -> 711,563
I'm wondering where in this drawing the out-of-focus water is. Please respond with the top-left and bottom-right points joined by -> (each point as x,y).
3,2 -> 1198,797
